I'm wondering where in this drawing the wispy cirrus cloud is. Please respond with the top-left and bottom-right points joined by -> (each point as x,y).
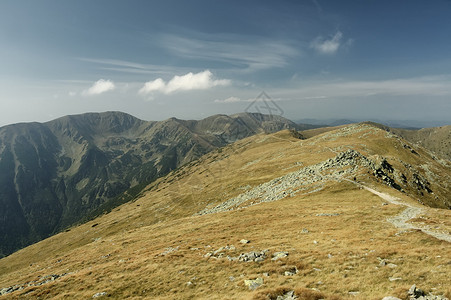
310,31 -> 353,55
325,76 -> 451,97
214,95 -> 285,103
139,70 -> 230,95
214,96 -> 243,103
215,76 -> 451,107
276,75 -> 451,99
83,79 -> 115,96
78,58 -> 186,75
159,33 -> 299,72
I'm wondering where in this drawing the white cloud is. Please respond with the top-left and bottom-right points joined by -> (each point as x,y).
83,79 -> 115,96
139,70 -> 230,95
140,78 -> 166,94
310,31 -> 346,54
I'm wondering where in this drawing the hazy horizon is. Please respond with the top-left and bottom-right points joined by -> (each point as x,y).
1,0 -> 451,127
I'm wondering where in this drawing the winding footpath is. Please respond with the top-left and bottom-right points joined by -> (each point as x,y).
358,184 -> 451,243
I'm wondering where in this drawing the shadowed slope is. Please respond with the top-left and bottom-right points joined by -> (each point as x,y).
0,111 -> 300,257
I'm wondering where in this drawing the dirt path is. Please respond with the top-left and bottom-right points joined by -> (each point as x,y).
360,184 -> 451,242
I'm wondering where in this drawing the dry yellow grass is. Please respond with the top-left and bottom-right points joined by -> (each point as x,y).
0,124 -> 450,299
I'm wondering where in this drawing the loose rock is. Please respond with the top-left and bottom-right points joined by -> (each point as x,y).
272,251 -> 288,261
92,292 -> 107,298
238,250 -> 268,262
407,284 -> 448,299
276,290 -> 297,300
244,278 -> 263,290
284,266 -> 298,276
409,284 -> 425,298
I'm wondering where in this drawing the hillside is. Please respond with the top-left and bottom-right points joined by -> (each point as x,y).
0,123 -> 449,299
301,123 -> 451,163
0,111 -> 299,257
390,126 -> 451,161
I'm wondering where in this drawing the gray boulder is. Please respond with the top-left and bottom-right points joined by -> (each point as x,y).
244,278 -> 263,290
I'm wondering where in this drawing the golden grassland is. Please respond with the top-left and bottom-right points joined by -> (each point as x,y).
0,124 -> 450,299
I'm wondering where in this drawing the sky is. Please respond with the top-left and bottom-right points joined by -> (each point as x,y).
1,0 -> 451,127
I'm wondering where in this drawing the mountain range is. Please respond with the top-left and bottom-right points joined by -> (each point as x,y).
0,119 -> 449,299
296,118 -> 451,129
0,111 -> 300,258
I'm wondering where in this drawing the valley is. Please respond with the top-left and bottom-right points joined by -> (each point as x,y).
0,112 -> 299,257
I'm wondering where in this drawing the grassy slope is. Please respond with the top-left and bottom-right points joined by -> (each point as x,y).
391,125 -> 451,161
0,124 -> 450,299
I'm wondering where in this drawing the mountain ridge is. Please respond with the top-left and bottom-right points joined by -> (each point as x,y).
0,111 -> 300,258
0,122 -> 449,299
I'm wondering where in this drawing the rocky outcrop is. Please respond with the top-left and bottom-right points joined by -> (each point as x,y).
196,146 -> 449,216
0,272 -> 73,296
238,250 -> 268,262
381,284 -> 449,300
408,284 -> 449,300
244,277 -> 263,290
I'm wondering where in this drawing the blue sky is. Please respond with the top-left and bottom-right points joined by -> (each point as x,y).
1,0 -> 451,126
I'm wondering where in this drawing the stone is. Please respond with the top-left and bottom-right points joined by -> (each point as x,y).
244,278 -> 263,290
301,228 -> 309,233
240,239 -> 250,244
213,247 -> 224,255
382,297 -> 402,300
284,266 -> 298,276
238,250 -> 267,262
389,277 -> 402,282
0,287 -> 13,296
276,290 -> 297,300
316,213 -> 340,216
272,251 -> 289,260
408,284 -> 425,298
92,292 -> 107,298
186,281 -> 193,287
